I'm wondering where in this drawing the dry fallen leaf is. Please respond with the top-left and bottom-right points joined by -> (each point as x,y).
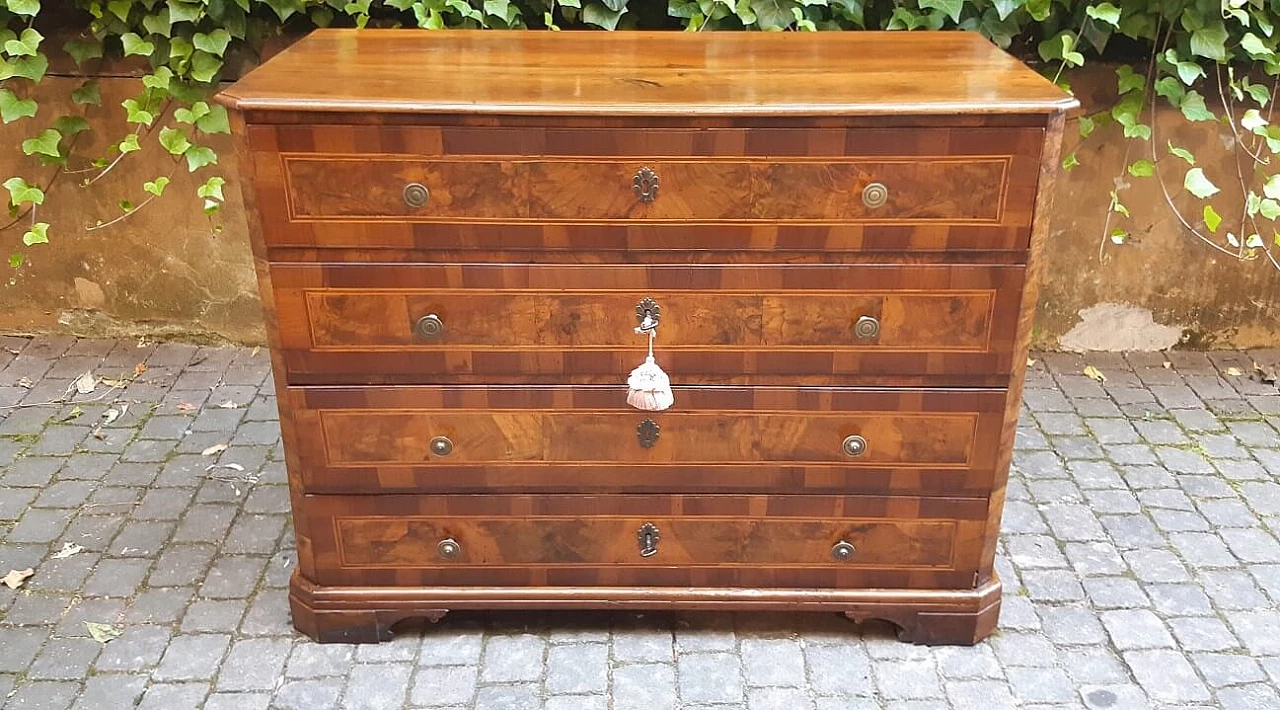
218,400 -> 239,409
206,462 -> 246,472
16,376 -> 32,389
102,408 -> 120,426
73,371 -> 97,395
100,377 -> 129,388
84,622 -> 122,643
1026,357 -> 1038,367
201,443 -> 228,457
91,427 -> 106,441
177,402 -> 197,412
61,406 -> 83,422
1255,362 -> 1278,386
251,346 -> 261,357
1224,366 -> 1244,377
1083,365 -> 1107,383
3,568 -> 34,590
1162,361 -> 1172,369
133,362 -> 147,377
51,542 -> 84,560
3,346 -> 19,355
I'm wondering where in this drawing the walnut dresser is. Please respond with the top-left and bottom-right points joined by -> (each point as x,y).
216,29 -> 1077,645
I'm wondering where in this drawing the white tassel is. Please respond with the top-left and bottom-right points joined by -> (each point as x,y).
627,319 -> 673,412
627,355 -> 674,411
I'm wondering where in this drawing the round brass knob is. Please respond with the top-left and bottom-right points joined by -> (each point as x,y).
862,182 -> 888,209
853,316 -> 880,340
430,436 -> 454,457
842,435 -> 867,457
403,182 -> 430,208
416,314 -> 444,339
437,538 -> 461,559
831,540 -> 856,562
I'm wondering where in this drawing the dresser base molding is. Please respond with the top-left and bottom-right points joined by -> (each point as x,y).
289,571 -> 1001,645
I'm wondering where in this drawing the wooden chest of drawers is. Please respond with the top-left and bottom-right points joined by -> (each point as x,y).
218,29 -> 1075,645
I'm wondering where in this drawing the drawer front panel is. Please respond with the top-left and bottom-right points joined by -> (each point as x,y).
283,156 -> 1007,223
284,385 -> 1007,495
272,263 -> 1024,384
250,124 -> 1042,250
299,493 -> 987,589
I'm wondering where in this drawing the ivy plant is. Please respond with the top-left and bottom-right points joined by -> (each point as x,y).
2,0 -> 1278,270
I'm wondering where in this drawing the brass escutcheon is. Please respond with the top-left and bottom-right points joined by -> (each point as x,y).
637,419 -> 660,449
633,167 -> 660,203
637,522 -> 660,557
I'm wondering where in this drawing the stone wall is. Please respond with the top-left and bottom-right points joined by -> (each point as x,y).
1,65 -> 1277,349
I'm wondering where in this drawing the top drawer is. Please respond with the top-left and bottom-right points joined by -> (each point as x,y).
246,125 -> 1043,251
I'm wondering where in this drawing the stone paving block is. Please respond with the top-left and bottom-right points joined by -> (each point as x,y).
1123,549 -> 1191,583
409,664 -> 479,707
146,544 -> 216,587
238,589 -> 293,636
946,680 -> 1018,710
1124,649 -> 1211,703
678,652 -> 745,703
154,634 -> 232,681
1100,609 -> 1175,650
181,599 -> 248,633
419,629 -> 484,666
4,680 -> 79,709
613,663 -> 678,710
123,587 -> 193,624
472,683 -> 540,710
72,673 -> 149,710
746,687 -> 816,710
1036,605 -> 1106,645
1006,667 -> 1075,704
1078,684 -> 1149,710
205,692 -> 271,710
874,657 -> 942,700
1224,610 -> 1280,655
82,557 -> 150,597
545,643 -> 607,694
740,638 -> 806,687
93,625 -> 172,671
27,638 -> 101,680
7,507 -> 72,542
216,637 -> 292,691
611,628 -> 674,664
1062,648 -> 1129,684
480,634 -> 546,683
1168,617 -> 1240,652
933,644 -> 1001,679
805,644 -> 873,697
273,679 -> 343,710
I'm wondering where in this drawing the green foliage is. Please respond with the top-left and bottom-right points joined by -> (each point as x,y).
0,0 -> 1278,267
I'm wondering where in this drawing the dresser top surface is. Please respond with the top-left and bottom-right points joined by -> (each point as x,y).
216,29 -> 1076,117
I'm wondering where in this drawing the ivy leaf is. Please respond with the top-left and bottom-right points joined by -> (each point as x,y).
1260,198 -> 1280,220
1025,0 -> 1050,21
1154,76 -> 1185,103
920,0 -> 964,22
1110,228 -> 1128,244
1085,3 -> 1121,27
261,0 -> 305,21
1078,114 -> 1096,138
189,51 -> 223,83
4,28 -> 43,57
10,253 -> 23,268
142,67 -> 173,91
22,222 -> 49,246
21,129 -> 62,158
71,81 -> 101,106
143,177 -> 170,197
750,0 -> 797,29
174,101 -> 211,124
3,177 -> 44,206
0,89 -> 37,123
1116,66 -> 1145,94
1241,33 -> 1274,60
107,0 -> 132,21
7,0 -> 40,17
1203,204 -> 1222,232
143,8 -> 173,37
1265,174 -> 1280,200
1179,91 -> 1215,122
197,176 -> 225,201
158,127 -> 192,156
193,29 -> 232,57
582,1 -> 625,29
992,0 -> 1022,19
1242,109 -> 1268,132
120,33 -> 155,58
1190,24 -> 1229,62
1127,160 -> 1154,177
1167,141 -> 1196,165
168,0 -> 204,23
1062,152 -> 1080,170
122,99 -> 155,126
185,146 -> 218,172
63,39 -> 103,67
1184,168 -> 1220,198
0,54 -> 49,82
195,105 -> 230,134
1247,83 -> 1271,108
119,134 -> 141,154
1245,233 -> 1264,249
1175,61 -> 1205,85
54,116 -> 90,137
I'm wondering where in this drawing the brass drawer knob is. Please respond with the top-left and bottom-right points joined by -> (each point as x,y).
416,314 -> 444,339
831,540 -> 856,561
437,538 -> 461,559
430,436 -> 454,457
862,182 -> 888,209
853,315 -> 880,340
403,182 -> 430,208
633,167 -> 659,203
637,522 -> 660,557
842,435 -> 867,457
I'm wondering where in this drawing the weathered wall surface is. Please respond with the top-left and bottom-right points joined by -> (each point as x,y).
1,66 -> 1277,349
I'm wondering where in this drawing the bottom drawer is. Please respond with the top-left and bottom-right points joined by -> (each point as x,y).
298,494 -> 988,590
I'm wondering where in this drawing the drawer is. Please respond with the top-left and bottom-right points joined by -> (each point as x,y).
272,263 -> 1025,386
297,493 -> 988,589
249,125 -> 1043,251
282,385 -> 1008,495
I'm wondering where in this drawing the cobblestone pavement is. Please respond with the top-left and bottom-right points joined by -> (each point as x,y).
1,336 -> 1278,709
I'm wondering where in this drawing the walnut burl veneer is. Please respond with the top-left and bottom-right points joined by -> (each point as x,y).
216,29 -> 1077,645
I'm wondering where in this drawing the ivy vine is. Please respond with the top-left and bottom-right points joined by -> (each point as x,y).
2,0 -> 1278,269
